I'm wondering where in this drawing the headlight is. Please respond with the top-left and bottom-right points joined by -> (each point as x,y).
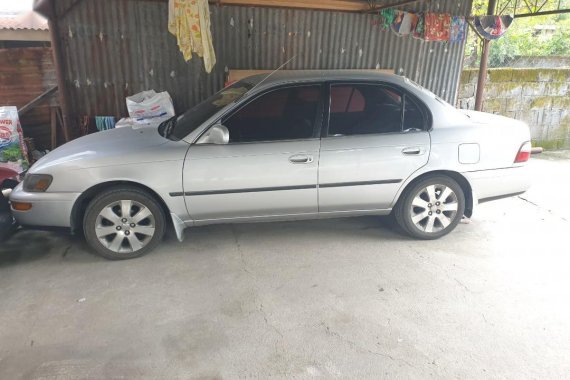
23,174 -> 53,192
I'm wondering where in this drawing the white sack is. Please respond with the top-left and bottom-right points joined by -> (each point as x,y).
126,90 -> 175,120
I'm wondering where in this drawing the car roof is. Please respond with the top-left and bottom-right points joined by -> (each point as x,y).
240,70 -> 408,88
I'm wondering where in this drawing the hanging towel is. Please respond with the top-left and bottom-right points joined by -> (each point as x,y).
380,8 -> 396,30
473,15 -> 513,40
391,11 -> 404,33
424,12 -> 451,41
95,116 -> 116,132
450,16 -> 468,43
413,13 -> 425,39
391,12 -> 419,36
168,0 -> 216,73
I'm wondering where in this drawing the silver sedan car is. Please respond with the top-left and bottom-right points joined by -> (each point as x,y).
10,71 -> 531,259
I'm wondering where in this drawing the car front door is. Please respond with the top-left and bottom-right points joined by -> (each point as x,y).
318,83 -> 431,213
183,84 -> 324,222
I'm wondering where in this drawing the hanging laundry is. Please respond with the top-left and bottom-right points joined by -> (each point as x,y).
168,0 -> 216,73
473,15 -> 513,40
424,12 -> 451,41
95,116 -> 116,132
413,13 -> 425,39
391,11 -> 419,36
390,11 -> 404,33
450,16 -> 467,43
379,8 -> 396,30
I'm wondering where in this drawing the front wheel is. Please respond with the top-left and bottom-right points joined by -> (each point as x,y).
394,176 -> 465,240
83,187 -> 166,260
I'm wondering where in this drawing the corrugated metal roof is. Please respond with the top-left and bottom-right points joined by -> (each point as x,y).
0,11 -> 49,31
54,0 -> 472,119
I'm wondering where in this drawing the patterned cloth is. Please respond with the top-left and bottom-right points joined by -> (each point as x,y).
473,15 -> 514,40
380,8 -> 396,30
168,0 -> 216,73
413,13 -> 425,39
391,11 -> 419,36
423,12 -> 451,41
450,16 -> 467,43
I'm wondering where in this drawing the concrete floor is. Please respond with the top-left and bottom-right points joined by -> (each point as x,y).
1,154 -> 569,379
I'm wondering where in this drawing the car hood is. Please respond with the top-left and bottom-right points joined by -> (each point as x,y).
30,124 -> 173,173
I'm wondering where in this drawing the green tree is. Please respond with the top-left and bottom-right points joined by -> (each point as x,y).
465,0 -> 570,68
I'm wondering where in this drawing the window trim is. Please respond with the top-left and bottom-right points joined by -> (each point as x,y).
205,83 -> 326,145
322,81 -> 432,138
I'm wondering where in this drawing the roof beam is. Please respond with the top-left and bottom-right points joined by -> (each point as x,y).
363,0 -> 426,14
0,29 -> 50,42
207,0 -> 370,12
37,1 -> 411,17
514,8 -> 570,17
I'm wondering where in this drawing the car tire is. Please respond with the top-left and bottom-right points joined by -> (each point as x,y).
394,175 -> 465,240
83,187 -> 166,260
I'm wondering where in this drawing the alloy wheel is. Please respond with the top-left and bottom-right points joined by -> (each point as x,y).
95,199 -> 156,253
410,184 -> 459,234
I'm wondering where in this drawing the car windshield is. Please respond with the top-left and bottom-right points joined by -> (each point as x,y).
160,81 -> 254,141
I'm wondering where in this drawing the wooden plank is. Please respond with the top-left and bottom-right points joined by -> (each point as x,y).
18,86 -> 58,117
228,69 -> 395,83
55,107 -> 70,143
208,0 -> 371,12
0,30 -> 51,42
363,0 -> 426,14
50,107 -> 57,150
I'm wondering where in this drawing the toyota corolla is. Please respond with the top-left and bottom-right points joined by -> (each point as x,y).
10,71 -> 532,259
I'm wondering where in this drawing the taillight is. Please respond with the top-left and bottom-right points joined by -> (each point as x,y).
514,141 -> 532,163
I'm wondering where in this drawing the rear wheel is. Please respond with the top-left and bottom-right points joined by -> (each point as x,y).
394,176 -> 465,240
83,187 -> 166,260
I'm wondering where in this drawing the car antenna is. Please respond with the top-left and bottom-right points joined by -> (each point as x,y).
247,55 -> 297,94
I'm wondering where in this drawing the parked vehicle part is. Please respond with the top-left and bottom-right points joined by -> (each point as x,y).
83,186 -> 166,260
9,71 -> 532,259
394,175 -> 466,240
1,167 -> 20,241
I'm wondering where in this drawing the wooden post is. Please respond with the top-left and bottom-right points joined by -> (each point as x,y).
47,6 -> 72,142
50,107 -> 57,149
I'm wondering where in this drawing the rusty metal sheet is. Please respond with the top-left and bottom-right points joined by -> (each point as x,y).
55,0 -> 472,118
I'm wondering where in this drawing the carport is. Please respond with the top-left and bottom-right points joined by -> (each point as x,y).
1,0 -> 570,378
32,0 -> 472,138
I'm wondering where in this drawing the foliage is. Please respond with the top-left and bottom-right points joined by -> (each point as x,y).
1,145 -> 23,162
465,1 -> 570,68
488,35 -> 518,66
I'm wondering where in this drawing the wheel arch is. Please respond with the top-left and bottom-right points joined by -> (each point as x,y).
394,170 -> 474,218
70,181 -> 172,235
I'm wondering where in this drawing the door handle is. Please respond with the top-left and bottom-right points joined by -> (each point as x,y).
402,147 -> 424,155
289,154 -> 314,164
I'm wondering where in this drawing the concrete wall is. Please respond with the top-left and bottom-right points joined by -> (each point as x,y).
504,56 -> 570,69
457,68 -> 570,150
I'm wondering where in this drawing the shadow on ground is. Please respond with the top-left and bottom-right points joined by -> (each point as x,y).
0,215 -> 404,265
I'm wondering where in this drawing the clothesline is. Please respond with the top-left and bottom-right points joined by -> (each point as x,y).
374,9 -> 514,43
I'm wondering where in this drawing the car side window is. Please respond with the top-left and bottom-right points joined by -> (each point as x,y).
223,85 -> 322,143
328,84 -> 404,136
402,95 -> 425,131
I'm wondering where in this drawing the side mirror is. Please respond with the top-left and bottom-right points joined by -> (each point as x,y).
197,123 -> 229,145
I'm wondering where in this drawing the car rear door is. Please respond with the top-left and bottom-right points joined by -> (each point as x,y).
318,82 -> 430,212
183,84 -> 324,222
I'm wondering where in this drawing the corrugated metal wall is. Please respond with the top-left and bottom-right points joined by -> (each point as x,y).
55,0 -> 472,118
